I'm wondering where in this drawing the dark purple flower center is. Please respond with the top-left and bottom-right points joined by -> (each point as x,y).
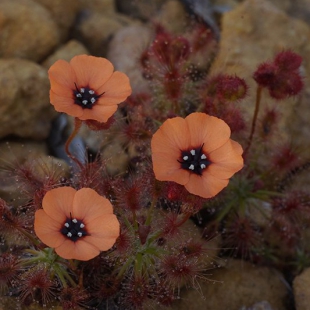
61,217 -> 88,242
178,145 -> 211,176
73,83 -> 104,109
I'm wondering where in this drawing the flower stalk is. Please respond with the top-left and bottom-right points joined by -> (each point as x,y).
65,118 -> 83,169
244,85 -> 262,156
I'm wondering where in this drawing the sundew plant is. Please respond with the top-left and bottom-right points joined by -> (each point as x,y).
0,22 -> 307,309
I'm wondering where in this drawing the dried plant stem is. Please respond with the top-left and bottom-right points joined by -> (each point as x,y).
65,118 -> 83,169
244,86 -> 262,156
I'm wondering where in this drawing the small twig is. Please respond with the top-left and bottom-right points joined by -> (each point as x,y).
244,86 -> 262,156
65,118 -> 83,169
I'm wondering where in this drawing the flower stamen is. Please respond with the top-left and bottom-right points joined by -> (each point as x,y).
73,83 -> 105,109
61,218 -> 88,241
178,144 -> 211,175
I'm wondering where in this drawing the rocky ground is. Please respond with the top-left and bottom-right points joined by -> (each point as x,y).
0,0 -> 310,309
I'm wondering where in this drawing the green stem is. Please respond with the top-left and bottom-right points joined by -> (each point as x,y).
53,264 -> 68,288
134,252 -> 143,276
132,209 -> 138,231
116,256 -> 135,280
216,198 -> 238,222
250,190 -> 284,198
244,86 -> 262,156
61,269 -> 77,287
120,211 -> 135,234
17,228 -> 40,246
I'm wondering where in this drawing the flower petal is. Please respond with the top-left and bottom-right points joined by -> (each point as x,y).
70,55 -> 114,90
207,140 -> 244,179
186,113 -> 231,153
231,139 -> 244,155
50,79 -> 74,98
34,210 -> 66,248
152,152 -> 190,185
151,125 -> 180,156
185,173 -> 229,198
84,214 -> 120,251
72,188 -> 113,222
153,116 -> 190,151
78,104 -> 118,122
48,59 -> 77,90
96,71 -> 132,104
55,239 -> 100,261
50,91 -> 84,117
42,187 -> 76,224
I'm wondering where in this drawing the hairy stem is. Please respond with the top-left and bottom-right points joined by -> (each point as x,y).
65,118 -> 83,169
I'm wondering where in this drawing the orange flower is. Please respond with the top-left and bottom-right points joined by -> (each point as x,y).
48,55 -> 132,122
34,187 -> 120,261
151,113 -> 244,199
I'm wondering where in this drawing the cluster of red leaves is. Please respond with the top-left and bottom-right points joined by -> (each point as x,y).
253,50 -> 303,99
140,24 -> 216,104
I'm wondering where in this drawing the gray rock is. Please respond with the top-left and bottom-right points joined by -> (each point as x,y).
240,300 -> 275,310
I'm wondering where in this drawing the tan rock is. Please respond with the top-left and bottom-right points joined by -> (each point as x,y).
0,295 -> 63,310
172,259 -> 289,310
115,0 -> 167,20
0,141 -> 48,167
210,0 -> 298,16
293,267 -> 310,310
289,0 -> 310,24
210,0 -> 310,144
0,0 -> 60,62
154,0 -> 190,34
0,59 -> 56,139
41,40 -> 89,69
101,140 -> 129,176
24,155 -> 70,184
74,11 -> 138,56
0,140 -> 70,207
269,0 -> 291,11
0,141 -> 48,206
107,25 -> 152,93
33,0 -> 80,42
77,0 -> 115,14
